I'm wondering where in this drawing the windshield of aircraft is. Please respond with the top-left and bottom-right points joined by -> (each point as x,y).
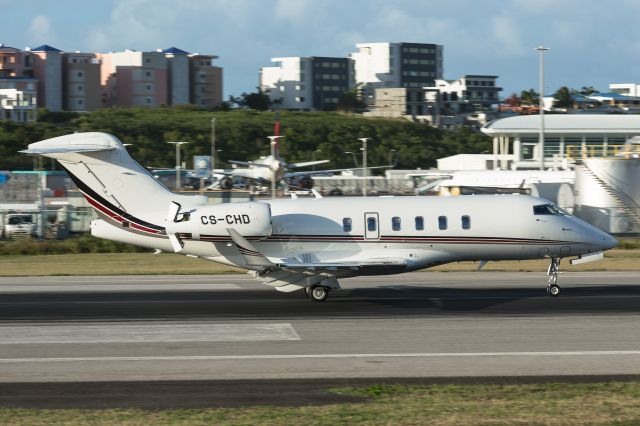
533,204 -> 568,216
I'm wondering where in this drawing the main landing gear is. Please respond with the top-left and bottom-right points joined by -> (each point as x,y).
546,257 -> 561,297
306,285 -> 330,302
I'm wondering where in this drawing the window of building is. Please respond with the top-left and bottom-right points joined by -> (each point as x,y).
77,85 -> 83,92
77,71 -> 83,78
145,97 -> 152,104
461,215 -> 471,230
343,217 -> 352,232
438,216 -> 447,230
415,216 -> 424,230
392,217 -> 401,231
145,71 -> 151,77
367,217 -> 377,232
295,97 -> 305,102
145,57 -> 151,64
146,84 -> 152,91
77,99 -> 83,106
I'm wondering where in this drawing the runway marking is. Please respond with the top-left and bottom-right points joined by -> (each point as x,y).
1,351 -> 640,363
0,323 -> 300,344
0,284 -> 241,293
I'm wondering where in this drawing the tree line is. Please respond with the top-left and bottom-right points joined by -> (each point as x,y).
503,86 -> 602,110
0,107 -> 491,172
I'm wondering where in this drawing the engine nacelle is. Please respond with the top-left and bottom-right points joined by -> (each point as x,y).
166,201 -> 271,240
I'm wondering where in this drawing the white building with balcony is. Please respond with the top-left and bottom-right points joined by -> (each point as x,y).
0,78 -> 37,122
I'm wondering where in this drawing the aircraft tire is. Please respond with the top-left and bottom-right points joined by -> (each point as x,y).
219,177 -> 234,190
309,285 -> 329,302
548,284 -> 560,297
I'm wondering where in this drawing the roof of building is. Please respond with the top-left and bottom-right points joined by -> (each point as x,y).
0,45 -> 21,53
482,114 -> 640,135
31,44 -> 62,52
163,47 -> 190,54
590,92 -> 640,101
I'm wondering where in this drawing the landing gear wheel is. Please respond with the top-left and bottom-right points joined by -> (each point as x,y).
546,257 -> 561,297
309,285 -> 329,302
547,284 -> 560,297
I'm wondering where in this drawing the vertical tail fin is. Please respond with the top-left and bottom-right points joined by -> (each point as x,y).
21,132 -> 206,235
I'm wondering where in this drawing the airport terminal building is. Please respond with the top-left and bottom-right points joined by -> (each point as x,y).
481,114 -> 640,170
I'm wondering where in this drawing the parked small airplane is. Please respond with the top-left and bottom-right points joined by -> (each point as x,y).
22,132 -> 618,302
212,137 -> 330,190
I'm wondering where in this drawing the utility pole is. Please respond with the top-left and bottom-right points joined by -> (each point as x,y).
210,117 -> 216,172
535,46 -> 549,171
358,138 -> 370,197
167,141 -> 189,190
267,136 -> 281,200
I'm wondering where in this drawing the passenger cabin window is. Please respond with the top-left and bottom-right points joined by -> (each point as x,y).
533,204 -> 566,216
438,216 -> 448,230
367,217 -> 377,232
342,217 -> 352,232
415,216 -> 424,231
461,215 -> 471,230
392,216 -> 401,231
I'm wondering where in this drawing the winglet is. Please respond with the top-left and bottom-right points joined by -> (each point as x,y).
227,228 -> 276,267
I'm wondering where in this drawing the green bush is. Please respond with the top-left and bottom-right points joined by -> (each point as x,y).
0,235 -> 147,256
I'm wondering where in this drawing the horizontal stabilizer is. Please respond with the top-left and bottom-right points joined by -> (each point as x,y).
287,160 -> 330,168
228,160 -> 271,169
20,145 -> 117,155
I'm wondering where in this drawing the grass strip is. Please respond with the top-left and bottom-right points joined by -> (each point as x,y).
1,381 -> 639,425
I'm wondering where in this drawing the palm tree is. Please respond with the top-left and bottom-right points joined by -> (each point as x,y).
578,86 -> 599,96
520,89 -> 539,106
553,86 -> 573,109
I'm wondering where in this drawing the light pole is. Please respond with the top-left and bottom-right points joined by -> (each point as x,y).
388,149 -> 396,165
535,45 -> 549,171
167,141 -> 189,191
210,117 -> 216,173
358,138 -> 370,197
344,151 -> 359,168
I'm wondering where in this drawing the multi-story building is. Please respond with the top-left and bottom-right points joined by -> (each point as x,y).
62,52 -> 101,111
189,52 -> 223,108
164,47 -> 191,105
427,75 -> 501,113
350,42 -> 443,103
0,77 -> 38,122
98,50 -> 169,107
0,44 -> 37,122
260,56 -> 352,110
31,45 -> 63,111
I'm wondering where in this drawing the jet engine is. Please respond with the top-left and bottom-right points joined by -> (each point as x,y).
165,201 -> 271,252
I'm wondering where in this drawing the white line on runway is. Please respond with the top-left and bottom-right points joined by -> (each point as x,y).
1,351 -> 640,363
0,284 -> 241,293
0,323 -> 300,344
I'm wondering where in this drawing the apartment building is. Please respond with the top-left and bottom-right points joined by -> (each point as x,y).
189,52 -> 223,108
428,75 -> 501,113
98,50 -> 169,107
31,45 -> 63,111
0,45 -> 37,121
0,77 -> 38,122
260,56 -> 352,110
350,42 -> 443,103
62,52 -> 101,111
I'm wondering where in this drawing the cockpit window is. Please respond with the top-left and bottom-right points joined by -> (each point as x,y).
533,204 -> 567,216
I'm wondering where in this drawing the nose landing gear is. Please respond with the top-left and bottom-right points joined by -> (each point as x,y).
546,257 -> 561,297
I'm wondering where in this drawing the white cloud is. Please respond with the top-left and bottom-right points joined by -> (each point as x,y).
27,14 -> 56,45
491,13 -> 526,56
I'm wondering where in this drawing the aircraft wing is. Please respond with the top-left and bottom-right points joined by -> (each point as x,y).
287,160 -> 330,168
228,160 -> 271,168
284,164 -> 394,179
226,228 -> 407,292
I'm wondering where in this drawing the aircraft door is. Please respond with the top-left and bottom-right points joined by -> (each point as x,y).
364,212 -> 380,240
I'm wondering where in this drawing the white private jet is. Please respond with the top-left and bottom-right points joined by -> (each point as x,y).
22,133 -> 618,302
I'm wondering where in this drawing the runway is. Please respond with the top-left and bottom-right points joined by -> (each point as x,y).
0,271 -> 639,407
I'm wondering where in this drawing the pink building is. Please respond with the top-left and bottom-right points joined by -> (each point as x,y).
98,50 -> 168,107
31,45 -> 63,111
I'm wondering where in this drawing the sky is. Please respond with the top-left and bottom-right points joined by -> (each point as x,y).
3,0 -> 640,99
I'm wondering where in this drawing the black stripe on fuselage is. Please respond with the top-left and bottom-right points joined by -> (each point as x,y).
62,165 -> 164,232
